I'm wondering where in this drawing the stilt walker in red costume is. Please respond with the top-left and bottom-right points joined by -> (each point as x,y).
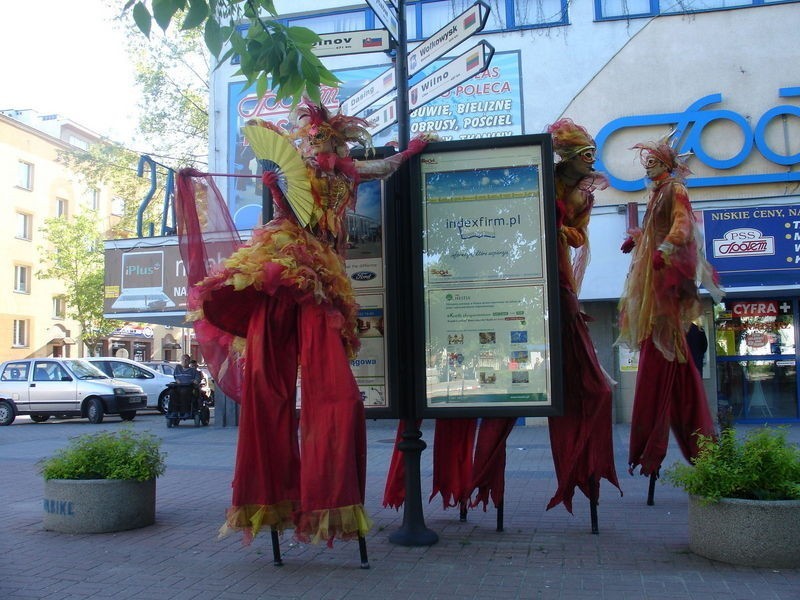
545,119 -> 621,524
177,101 -> 429,550
617,134 -> 723,496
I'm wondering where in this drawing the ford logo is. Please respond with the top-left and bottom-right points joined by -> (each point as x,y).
352,271 -> 376,281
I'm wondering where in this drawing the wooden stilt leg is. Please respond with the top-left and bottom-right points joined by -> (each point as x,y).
459,501 -> 468,522
358,535 -> 370,569
270,529 -> 283,566
496,503 -> 504,532
589,476 -> 599,535
647,473 -> 657,506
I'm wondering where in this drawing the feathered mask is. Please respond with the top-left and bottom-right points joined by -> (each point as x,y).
547,118 -> 596,162
292,100 -> 374,157
632,130 -> 692,180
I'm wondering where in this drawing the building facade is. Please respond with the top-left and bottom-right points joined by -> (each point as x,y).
0,110 -> 184,363
174,0 -> 800,423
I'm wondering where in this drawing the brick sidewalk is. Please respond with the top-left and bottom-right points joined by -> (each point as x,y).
1,415 -> 798,599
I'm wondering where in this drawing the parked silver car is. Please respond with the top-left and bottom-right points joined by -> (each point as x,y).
84,357 -> 174,413
0,358 -> 147,426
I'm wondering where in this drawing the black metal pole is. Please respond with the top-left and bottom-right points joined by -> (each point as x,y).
386,0 -> 438,547
647,473 -> 657,506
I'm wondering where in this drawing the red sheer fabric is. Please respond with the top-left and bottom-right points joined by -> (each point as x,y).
628,336 -> 716,476
470,418 -> 516,510
430,419 -> 477,508
546,173 -> 621,513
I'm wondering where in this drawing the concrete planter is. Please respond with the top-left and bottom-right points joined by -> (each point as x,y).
43,479 -> 156,534
688,495 -> 800,568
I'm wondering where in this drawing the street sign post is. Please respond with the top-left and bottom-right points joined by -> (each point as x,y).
312,29 -> 392,57
408,41 -> 494,111
365,0 -> 399,41
407,1 -> 489,77
341,68 -> 397,116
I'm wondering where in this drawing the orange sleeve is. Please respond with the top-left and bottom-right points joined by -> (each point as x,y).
664,183 -> 693,248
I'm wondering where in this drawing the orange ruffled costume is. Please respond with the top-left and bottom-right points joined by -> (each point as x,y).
177,102 -> 428,547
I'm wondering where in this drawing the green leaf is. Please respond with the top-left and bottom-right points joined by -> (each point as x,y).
182,0 -> 209,30
152,0 -> 183,31
132,2 -> 152,38
204,18 -> 222,56
287,26 -> 321,45
256,73 -> 268,100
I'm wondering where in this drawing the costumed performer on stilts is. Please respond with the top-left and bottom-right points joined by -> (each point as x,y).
617,133 -> 724,481
545,118 -> 621,516
182,100 -> 431,547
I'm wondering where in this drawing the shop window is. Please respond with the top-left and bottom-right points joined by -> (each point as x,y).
715,299 -> 798,421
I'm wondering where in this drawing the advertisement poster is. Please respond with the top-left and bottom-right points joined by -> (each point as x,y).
352,293 -> 388,409
419,140 -> 558,414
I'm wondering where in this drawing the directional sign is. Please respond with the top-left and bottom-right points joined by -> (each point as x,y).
312,29 -> 392,57
366,100 -> 397,136
365,0 -> 399,42
341,68 -> 397,116
408,41 -> 494,112
407,1 -> 489,77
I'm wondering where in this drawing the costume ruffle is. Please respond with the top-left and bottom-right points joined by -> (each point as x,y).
218,501 -> 297,545
190,217 -> 360,359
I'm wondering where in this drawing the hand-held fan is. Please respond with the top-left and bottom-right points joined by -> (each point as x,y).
242,125 -> 316,228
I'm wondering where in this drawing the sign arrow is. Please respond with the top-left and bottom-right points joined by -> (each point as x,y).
312,29 -> 392,57
341,68 -> 397,116
408,41 -> 494,112
365,0 -> 399,42
407,1 -> 490,77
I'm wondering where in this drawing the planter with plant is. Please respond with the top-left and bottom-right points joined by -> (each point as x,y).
663,426 -> 800,567
40,429 -> 166,533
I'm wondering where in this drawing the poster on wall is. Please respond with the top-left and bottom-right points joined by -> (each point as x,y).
415,137 -> 560,418
226,51 -> 523,230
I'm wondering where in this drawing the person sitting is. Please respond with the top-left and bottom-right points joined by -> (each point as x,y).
172,354 -> 200,413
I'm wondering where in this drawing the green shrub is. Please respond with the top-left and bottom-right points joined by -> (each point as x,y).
39,429 -> 166,481
663,427 -> 800,504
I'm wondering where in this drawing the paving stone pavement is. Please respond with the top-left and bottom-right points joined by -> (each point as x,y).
1,413 -> 799,599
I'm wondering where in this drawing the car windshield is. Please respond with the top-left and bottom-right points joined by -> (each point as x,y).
63,359 -> 109,379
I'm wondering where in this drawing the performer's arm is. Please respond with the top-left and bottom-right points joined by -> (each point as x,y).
356,135 -> 436,180
654,183 -> 693,269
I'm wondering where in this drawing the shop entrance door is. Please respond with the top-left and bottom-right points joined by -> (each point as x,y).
715,298 -> 799,422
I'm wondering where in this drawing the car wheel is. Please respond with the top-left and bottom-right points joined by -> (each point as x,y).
0,400 -> 15,426
158,390 -> 170,414
87,398 -> 105,424
119,411 -> 136,421
30,414 -> 50,423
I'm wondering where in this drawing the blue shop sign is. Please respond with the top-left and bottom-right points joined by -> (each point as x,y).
702,205 -> 800,287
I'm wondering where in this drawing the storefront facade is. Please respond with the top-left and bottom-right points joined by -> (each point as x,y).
197,0 -> 800,424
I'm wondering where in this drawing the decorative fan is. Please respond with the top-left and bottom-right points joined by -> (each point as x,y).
243,125 -> 316,228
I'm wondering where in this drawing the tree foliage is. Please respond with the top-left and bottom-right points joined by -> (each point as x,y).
37,214 -> 124,356
122,0 -> 340,105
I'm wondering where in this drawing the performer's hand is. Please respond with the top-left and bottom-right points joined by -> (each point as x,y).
652,249 -> 666,270
620,237 -> 635,254
262,170 -> 278,187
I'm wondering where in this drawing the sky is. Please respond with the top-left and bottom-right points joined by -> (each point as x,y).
0,1 -> 141,146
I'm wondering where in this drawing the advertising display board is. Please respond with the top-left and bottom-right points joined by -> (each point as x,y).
412,137 -> 561,418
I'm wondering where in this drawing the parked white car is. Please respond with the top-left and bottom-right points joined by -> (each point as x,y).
0,358 -> 147,426
85,357 -> 174,413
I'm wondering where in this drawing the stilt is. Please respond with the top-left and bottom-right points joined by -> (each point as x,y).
358,535 -> 370,569
647,473 -> 657,506
270,529 -> 283,566
588,476 -> 599,534
459,501 -> 468,522
496,503 -> 504,532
